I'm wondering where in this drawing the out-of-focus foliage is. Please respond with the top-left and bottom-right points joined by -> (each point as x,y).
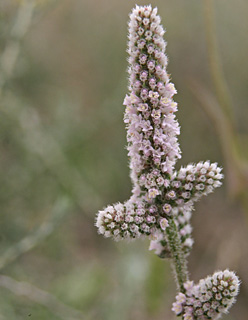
0,0 -> 247,319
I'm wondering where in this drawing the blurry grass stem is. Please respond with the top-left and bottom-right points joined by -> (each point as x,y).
202,0 -> 248,209
203,0 -> 234,124
0,197 -> 87,319
0,0 -> 35,96
0,197 -> 71,271
190,80 -> 248,201
0,274 -> 85,320
2,95 -> 104,212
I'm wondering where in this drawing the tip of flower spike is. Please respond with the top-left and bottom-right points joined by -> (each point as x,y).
125,3 -> 181,180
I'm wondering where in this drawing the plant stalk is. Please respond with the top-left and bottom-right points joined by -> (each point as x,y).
166,217 -> 189,293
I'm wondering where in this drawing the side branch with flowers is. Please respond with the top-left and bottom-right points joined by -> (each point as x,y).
95,5 -> 240,320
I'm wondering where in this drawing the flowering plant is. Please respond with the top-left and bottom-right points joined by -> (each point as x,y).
96,5 -> 240,319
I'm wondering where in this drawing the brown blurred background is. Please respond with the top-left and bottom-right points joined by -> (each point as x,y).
0,0 -> 247,319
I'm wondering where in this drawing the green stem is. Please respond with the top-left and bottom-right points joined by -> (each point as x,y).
166,218 -> 189,293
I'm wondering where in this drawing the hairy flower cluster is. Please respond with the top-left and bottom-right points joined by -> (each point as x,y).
148,161 -> 223,256
96,158 -> 223,242
95,5 -> 240,319
96,5 -> 223,243
162,161 -> 224,207
172,270 -> 240,320
124,5 -> 181,198
149,205 -> 193,258
96,200 -> 158,240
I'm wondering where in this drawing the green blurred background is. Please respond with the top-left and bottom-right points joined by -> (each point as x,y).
0,0 -> 247,319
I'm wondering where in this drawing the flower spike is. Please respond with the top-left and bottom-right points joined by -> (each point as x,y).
125,5 -> 181,199
172,270 -> 240,320
95,5 -> 240,319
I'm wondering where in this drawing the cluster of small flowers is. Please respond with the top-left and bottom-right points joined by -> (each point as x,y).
174,206 -> 194,254
96,5 -> 240,319
172,270 -> 240,320
96,199 -> 172,241
96,160 -> 223,242
96,6 -> 223,245
124,5 -> 181,198
149,206 -> 194,258
160,161 -> 224,207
